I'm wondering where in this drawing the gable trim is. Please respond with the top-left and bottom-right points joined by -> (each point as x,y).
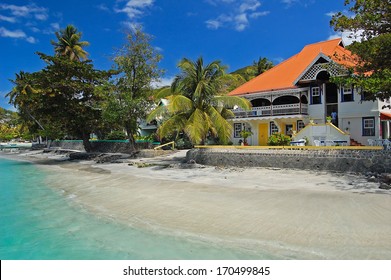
293,53 -> 332,85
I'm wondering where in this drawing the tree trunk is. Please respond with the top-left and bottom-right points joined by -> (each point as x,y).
125,123 -> 136,151
82,131 -> 92,153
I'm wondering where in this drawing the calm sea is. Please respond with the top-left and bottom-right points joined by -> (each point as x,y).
0,157 -> 271,260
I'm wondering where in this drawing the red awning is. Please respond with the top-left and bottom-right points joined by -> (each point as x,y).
380,111 -> 391,121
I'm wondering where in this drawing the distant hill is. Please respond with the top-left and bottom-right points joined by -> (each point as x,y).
231,65 -> 258,81
231,57 -> 274,82
0,106 -> 18,124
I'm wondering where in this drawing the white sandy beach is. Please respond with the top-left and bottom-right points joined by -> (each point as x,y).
2,150 -> 391,259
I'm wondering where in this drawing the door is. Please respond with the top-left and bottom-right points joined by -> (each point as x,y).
258,123 -> 268,145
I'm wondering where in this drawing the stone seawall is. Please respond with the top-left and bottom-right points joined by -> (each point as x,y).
187,148 -> 391,174
48,140 -> 153,153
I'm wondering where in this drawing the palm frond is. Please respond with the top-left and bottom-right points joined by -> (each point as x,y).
154,86 -> 172,99
184,108 -> 208,144
168,95 -> 193,114
157,114 -> 186,139
213,95 -> 252,110
207,106 -> 233,143
146,105 -> 167,123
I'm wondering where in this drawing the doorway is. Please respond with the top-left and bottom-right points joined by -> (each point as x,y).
325,83 -> 338,126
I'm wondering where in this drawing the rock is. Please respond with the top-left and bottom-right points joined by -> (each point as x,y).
380,173 -> 391,184
367,176 -> 378,182
379,183 -> 391,190
188,159 -> 196,164
69,152 -> 100,160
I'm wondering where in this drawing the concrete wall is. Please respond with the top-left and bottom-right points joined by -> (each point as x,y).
187,148 -> 391,174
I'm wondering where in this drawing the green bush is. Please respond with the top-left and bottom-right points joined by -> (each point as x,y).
267,133 -> 291,146
106,130 -> 127,140
175,137 -> 193,150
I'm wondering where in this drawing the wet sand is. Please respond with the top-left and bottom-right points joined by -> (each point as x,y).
2,150 -> 391,259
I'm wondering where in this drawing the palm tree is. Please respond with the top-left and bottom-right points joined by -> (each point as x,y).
51,25 -> 89,61
148,57 -> 251,145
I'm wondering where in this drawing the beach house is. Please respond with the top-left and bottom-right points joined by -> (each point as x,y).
228,38 -> 391,146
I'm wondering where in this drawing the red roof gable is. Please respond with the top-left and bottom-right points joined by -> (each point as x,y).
229,38 -> 356,96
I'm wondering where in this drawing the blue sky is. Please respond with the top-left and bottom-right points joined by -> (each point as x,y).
0,0 -> 351,110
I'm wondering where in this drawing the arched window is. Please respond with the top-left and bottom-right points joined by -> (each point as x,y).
272,95 -> 300,105
251,98 -> 271,107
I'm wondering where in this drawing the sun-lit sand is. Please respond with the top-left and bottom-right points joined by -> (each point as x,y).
2,150 -> 391,259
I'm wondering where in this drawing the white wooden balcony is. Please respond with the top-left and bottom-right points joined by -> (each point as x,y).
233,104 -> 308,118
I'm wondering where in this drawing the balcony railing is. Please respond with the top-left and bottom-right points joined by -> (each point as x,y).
232,104 -> 308,119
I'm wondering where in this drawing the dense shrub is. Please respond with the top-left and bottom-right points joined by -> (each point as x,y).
175,137 -> 193,150
106,130 -> 127,140
267,133 -> 291,146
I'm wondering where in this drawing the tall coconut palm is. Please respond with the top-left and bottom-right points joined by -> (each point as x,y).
51,25 -> 89,61
148,57 -> 251,145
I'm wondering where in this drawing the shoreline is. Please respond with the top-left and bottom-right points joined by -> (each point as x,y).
2,150 -> 391,259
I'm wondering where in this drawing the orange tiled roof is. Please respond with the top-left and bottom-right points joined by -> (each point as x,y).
229,38 -> 356,96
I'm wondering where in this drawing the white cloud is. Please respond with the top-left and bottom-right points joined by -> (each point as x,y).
328,30 -> 364,46
152,76 -> 175,88
26,36 -> 37,44
0,3 -> 51,43
0,14 -> 16,23
281,0 -> 299,6
50,22 -> 60,30
0,26 -> 37,43
239,0 -> 261,13
0,3 -> 48,21
115,0 -> 154,19
0,26 -> 26,38
97,3 -> 110,12
206,19 -> 222,30
249,11 -> 270,19
121,21 -> 142,32
325,11 -> 337,17
205,0 -> 269,31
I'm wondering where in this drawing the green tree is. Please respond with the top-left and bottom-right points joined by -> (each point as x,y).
231,56 -> 274,81
8,55 -> 112,152
254,57 -> 274,76
148,57 -> 251,145
51,25 -> 89,61
330,0 -> 391,100
102,28 -> 163,150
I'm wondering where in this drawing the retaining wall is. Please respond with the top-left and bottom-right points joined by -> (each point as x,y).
187,148 -> 391,174
48,140 -> 155,153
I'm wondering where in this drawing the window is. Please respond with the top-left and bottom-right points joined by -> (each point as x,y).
285,124 -> 293,137
362,117 -> 375,136
234,123 -> 242,138
311,86 -> 321,104
342,86 -> 354,102
297,120 -> 305,131
270,122 -> 279,134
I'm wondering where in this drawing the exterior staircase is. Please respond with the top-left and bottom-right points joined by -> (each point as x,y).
350,138 -> 363,146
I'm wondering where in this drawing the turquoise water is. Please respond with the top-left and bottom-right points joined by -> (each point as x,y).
0,157 -> 269,260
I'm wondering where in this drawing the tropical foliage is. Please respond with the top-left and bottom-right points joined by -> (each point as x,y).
0,107 -> 25,141
267,133 -> 291,146
8,26 -> 113,152
231,56 -> 274,81
148,57 -> 251,145
330,0 -> 391,100
102,28 -> 163,150
51,25 -> 89,61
